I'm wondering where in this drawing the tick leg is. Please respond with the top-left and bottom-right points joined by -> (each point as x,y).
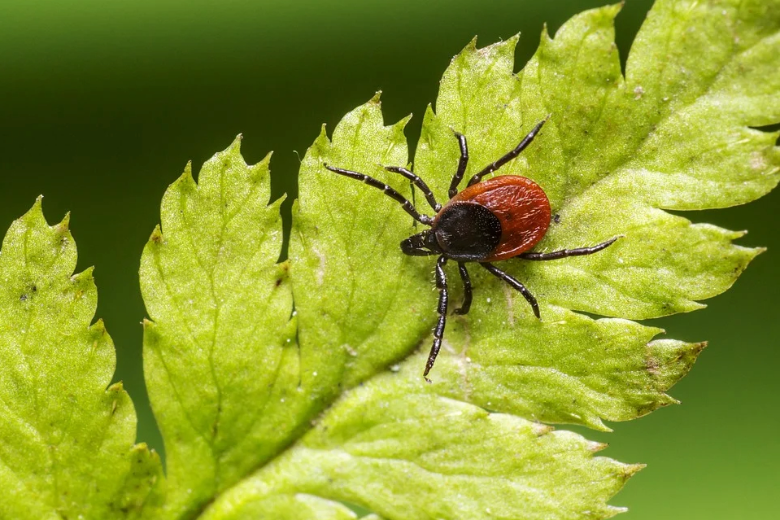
480,262 -> 540,319
384,166 -> 441,211
467,116 -> 550,187
324,164 -> 432,225
424,255 -> 449,382
453,262 -> 473,315
519,236 -> 619,261
448,131 -> 469,198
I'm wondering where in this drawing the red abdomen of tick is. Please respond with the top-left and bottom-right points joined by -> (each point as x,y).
447,175 -> 551,261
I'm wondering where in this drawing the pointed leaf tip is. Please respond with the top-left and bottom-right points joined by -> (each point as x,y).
229,133 -> 244,152
57,211 -> 71,231
624,464 -> 646,479
91,318 -> 107,334
22,195 -> 47,224
149,224 -> 164,244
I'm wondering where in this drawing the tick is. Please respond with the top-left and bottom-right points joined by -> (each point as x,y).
324,117 -> 618,381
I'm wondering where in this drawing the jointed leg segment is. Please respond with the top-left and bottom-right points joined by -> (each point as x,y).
480,262 -> 540,319
424,255 -> 450,381
453,262 -> 472,315
324,164 -> 432,225
384,165 -> 441,212
519,237 -> 619,260
448,131 -> 469,198
467,116 -> 550,187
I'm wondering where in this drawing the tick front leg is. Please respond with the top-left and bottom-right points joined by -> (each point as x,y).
480,262 -> 540,319
448,131 -> 469,198
453,262 -> 472,315
324,164 -> 433,225
384,165 -> 441,212
467,116 -> 550,187
424,255 -> 449,382
519,236 -> 620,261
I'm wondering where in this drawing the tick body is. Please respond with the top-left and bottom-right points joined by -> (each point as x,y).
324,117 -> 618,381
433,175 -> 551,262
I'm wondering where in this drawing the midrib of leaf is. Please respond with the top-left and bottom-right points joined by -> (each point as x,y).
341,111 -> 408,329
459,40 -> 501,133
19,224 -> 61,502
526,14 -> 620,204
142,145 -> 305,519
149,246 -> 213,448
552,26 -> 614,204
208,161 -> 226,446
167,159 -> 277,461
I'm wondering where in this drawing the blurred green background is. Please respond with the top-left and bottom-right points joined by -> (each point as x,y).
1,0 -> 777,518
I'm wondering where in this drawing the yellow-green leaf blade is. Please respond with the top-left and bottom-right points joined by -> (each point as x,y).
203,367 -> 639,520
137,2 -> 779,517
289,94 -> 433,400
140,138 -> 295,518
429,302 -> 703,431
0,200 -> 160,519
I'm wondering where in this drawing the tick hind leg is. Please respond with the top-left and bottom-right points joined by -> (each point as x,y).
519,236 -> 619,261
453,262 -> 472,315
424,255 -> 449,382
480,262 -> 540,319
467,115 -> 550,187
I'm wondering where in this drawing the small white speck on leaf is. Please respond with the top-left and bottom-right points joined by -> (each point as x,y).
313,246 -> 326,285
750,151 -> 767,171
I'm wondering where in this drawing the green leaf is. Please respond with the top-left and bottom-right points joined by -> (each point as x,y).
140,139 -> 295,519
0,199 -> 162,519
138,1 -> 778,518
203,366 -> 641,520
409,0 -> 772,431
289,97 -> 432,392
